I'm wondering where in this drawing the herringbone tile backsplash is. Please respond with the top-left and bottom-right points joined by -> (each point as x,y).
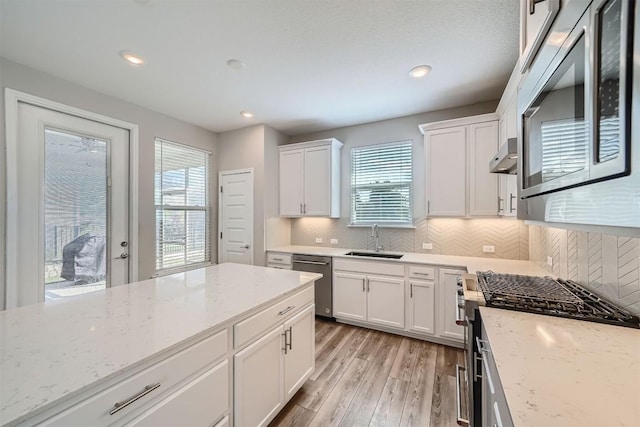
290,218 -> 529,260
529,225 -> 640,316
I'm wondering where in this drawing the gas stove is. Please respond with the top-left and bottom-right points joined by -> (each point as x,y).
476,271 -> 640,329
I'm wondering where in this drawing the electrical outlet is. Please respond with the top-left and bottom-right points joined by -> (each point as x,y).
330,238 -> 339,245
483,245 -> 496,253
547,256 -> 553,267
422,243 -> 433,250
315,237 -> 323,244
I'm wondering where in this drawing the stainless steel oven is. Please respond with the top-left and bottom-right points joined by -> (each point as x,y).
518,0 -> 640,228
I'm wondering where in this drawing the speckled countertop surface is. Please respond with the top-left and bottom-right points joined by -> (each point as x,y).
268,245 -> 551,276
480,307 -> 640,426
0,263 -> 321,426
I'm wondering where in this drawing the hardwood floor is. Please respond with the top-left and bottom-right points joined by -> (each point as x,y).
270,318 -> 464,427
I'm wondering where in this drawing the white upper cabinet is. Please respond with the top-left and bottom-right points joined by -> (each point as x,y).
279,138 -> 342,218
497,90 -> 519,217
469,121 -> 499,216
424,127 -> 467,216
421,113 -> 500,218
519,0 -> 560,72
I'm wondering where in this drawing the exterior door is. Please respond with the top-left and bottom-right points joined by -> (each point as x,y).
9,102 -> 129,307
218,169 -> 253,265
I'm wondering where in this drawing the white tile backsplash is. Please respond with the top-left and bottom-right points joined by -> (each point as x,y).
529,225 -> 640,316
289,217 -> 529,260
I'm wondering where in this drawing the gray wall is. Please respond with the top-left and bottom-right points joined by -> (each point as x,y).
0,58 -> 218,308
217,124 -> 290,265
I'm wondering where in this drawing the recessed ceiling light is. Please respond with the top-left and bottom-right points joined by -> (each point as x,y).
409,65 -> 432,79
240,111 -> 254,118
227,59 -> 245,70
119,51 -> 145,65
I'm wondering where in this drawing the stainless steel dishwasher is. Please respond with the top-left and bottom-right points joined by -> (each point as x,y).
292,254 -> 332,318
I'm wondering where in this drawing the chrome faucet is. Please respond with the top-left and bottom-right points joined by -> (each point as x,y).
371,224 -> 384,253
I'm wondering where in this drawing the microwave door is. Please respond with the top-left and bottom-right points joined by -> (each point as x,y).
521,15 -> 592,199
590,0 -> 632,181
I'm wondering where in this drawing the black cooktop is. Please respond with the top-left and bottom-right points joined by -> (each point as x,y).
476,271 -> 640,329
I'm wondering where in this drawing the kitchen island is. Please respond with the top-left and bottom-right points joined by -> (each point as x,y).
0,263 -> 321,426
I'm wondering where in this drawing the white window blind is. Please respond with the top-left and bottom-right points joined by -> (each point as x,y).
155,138 -> 210,273
351,141 -> 412,225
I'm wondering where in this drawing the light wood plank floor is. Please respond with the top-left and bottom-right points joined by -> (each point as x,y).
270,318 -> 464,427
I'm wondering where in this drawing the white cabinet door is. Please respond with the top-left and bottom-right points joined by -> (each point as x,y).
426,127 -> 467,216
303,145 -> 331,216
367,275 -> 405,329
234,326 -> 284,427
502,174 -> 518,217
438,269 -> 465,343
283,305 -> 315,401
279,149 -> 304,216
469,121 -> 499,216
128,360 -> 229,427
333,272 -> 367,321
407,279 -> 435,335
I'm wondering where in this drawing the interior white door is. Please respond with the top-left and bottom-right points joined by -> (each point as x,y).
10,102 -> 129,307
219,170 -> 254,265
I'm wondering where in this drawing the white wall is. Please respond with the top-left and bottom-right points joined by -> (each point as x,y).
0,58 -> 218,308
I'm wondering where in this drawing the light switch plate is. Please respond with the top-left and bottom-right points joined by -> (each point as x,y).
483,245 -> 495,253
422,243 -> 433,250
547,256 -> 553,267
315,237 -> 323,243
330,238 -> 338,245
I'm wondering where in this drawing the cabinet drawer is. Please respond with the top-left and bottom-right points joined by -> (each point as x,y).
234,286 -> 313,348
408,265 -> 435,280
41,330 -> 228,426
127,360 -> 229,427
267,252 -> 292,266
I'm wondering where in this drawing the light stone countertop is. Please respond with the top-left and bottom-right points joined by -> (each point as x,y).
268,245 -> 551,276
0,263 -> 321,426
480,306 -> 640,427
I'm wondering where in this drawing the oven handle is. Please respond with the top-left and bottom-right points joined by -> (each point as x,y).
292,260 -> 329,265
455,300 -> 467,326
455,364 -> 470,426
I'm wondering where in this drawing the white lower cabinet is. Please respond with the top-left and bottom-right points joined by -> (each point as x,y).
333,260 -> 405,329
438,268 -> 465,342
367,275 -> 405,329
234,304 -> 315,427
407,279 -> 435,335
333,271 -> 367,321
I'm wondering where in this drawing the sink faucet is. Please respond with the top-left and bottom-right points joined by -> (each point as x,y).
371,224 -> 384,252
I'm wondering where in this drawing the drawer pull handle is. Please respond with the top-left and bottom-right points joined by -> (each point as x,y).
413,272 -> 431,276
455,364 -> 470,426
278,305 -> 295,316
272,257 -> 283,261
109,383 -> 161,415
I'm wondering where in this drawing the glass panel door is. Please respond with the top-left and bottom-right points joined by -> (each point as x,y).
44,128 -> 108,300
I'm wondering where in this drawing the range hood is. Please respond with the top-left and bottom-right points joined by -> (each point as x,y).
489,138 -> 518,174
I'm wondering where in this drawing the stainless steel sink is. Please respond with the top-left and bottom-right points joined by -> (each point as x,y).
344,251 -> 404,260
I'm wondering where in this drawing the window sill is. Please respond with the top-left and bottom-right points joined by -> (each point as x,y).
348,223 -> 416,229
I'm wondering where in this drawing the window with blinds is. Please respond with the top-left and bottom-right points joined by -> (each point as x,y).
351,141 -> 413,225
155,138 -> 211,273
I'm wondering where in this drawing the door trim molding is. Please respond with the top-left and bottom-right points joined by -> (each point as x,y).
3,88 -> 140,308
218,168 -> 254,265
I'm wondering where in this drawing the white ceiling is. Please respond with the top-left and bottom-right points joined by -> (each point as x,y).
0,0 -> 519,136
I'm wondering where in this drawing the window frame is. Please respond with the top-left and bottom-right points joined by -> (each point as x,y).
349,140 -> 414,227
154,137 -> 212,275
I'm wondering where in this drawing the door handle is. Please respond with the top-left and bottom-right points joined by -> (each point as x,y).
116,253 -> 129,259
242,244 -> 250,249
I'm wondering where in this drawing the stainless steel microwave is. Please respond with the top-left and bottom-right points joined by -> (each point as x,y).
518,0 -> 640,228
